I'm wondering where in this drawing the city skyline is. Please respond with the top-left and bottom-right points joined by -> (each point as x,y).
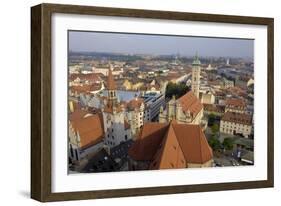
69,31 -> 254,58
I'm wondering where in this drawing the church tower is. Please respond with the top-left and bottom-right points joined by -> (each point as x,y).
107,65 -> 118,107
102,66 -> 132,149
191,53 -> 201,98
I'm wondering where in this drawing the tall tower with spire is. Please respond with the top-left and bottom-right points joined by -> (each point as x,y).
191,53 -> 201,98
102,66 -> 132,149
107,65 -> 118,107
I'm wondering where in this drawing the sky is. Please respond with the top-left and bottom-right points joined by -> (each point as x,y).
69,31 -> 254,58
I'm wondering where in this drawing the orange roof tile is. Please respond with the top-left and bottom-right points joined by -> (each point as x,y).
172,124 -> 213,164
127,98 -> 144,111
222,112 -> 252,125
70,113 -> 104,149
69,73 -> 102,82
177,91 -> 203,117
128,123 -> 169,161
149,123 -> 186,170
225,98 -> 246,108
69,109 -> 88,121
70,83 -> 102,94
129,121 -> 213,168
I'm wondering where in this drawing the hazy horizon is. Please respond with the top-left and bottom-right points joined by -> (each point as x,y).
69,31 -> 254,59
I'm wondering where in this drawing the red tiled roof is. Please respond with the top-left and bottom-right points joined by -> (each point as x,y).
127,98 -> 144,111
172,123 -> 213,164
69,73 -> 102,82
129,121 -> 213,168
221,112 -> 252,125
178,91 -> 203,117
70,113 -> 104,149
225,98 -> 246,108
128,123 -> 169,161
69,109 -> 88,121
149,121 -> 186,170
70,83 -> 102,94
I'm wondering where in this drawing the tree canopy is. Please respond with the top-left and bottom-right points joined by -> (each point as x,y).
222,137 -> 235,150
208,135 -> 221,151
165,82 -> 190,99
211,123 -> 219,134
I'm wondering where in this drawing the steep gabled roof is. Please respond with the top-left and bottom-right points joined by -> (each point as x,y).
172,124 -> 213,164
177,91 -> 203,117
70,113 -> 104,149
129,121 -> 213,169
149,122 -> 186,170
128,123 -> 169,161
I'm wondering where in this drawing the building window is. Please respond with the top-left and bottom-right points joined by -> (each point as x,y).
75,149 -> 79,161
112,136 -> 115,140
112,128 -> 114,132
125,135 -> 128,140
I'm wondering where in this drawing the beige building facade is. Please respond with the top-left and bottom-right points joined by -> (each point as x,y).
220,112 -> 252,138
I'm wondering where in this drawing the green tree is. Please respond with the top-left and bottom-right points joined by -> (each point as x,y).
208,113 -> 216,126
208,135 -> 221,151
222,137 -> 234,150
165,82 -> 190,99
211,123 -> 219,134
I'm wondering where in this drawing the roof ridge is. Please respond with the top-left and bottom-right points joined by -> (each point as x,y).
154,122 -> 177,168
171,123 -> 188,164
159,123 -> 175,165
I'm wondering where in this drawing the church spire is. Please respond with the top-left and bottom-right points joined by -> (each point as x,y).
191,52 -> 201,98
107,65 -> 117,90
192,52 -> 201,66
107,65 -> 118,107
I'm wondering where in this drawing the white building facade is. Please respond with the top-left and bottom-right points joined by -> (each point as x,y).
220,112 -> 252,138
126,98 -> 145,137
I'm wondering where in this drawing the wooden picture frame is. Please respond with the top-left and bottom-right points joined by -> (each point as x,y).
31,3 -> 274,202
